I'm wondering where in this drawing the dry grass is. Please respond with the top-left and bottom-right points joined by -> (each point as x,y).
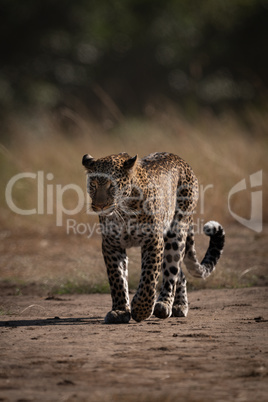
0,106 -> 267,293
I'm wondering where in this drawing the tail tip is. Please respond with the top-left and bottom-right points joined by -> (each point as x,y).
203,221 -> 224,236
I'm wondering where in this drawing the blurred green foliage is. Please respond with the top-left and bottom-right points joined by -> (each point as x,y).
1,0 -> 268,116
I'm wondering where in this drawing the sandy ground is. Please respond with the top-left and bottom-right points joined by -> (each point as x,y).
0,287 -> 267,402
0,223 -> 268,401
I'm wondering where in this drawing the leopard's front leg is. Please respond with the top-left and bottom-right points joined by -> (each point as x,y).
131,236 -> 164,322
102,240 -> 131,324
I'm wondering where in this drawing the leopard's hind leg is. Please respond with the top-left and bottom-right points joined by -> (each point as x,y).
172,269 -> 189,317
154,225 -> 188,319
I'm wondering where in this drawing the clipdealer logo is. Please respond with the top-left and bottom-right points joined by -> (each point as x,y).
228,170 -> 263,233
5,171 -> 87,226
5,169 -> 263,234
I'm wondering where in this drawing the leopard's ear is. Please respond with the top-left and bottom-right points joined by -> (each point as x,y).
123,155 -> 138,171
82,154 -> 95,168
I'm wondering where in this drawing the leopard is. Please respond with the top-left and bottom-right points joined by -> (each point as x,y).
82,152 -> 225,323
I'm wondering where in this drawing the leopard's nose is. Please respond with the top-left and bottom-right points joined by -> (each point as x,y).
92,203 -> 109,211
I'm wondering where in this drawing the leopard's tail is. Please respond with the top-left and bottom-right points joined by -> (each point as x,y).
183,221 -> 225,279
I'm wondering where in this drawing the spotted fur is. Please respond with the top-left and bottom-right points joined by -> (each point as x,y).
82,152 -> 225,323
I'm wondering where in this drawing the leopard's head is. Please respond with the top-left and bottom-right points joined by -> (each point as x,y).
82,153 -> 138,215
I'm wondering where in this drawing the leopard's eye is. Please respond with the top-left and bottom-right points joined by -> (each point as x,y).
107,181 -> 115,190
90,180 -> 98,190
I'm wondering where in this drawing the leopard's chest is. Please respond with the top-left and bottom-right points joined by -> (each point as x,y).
119,225 -> 145,248
100,216 -> 152,249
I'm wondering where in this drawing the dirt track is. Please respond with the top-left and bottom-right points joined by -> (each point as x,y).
0,287 -> 267,402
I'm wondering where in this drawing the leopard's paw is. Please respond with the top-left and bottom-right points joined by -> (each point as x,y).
104,310 -> 131,324
154,301 -> 172,319
172,304 -> 189,317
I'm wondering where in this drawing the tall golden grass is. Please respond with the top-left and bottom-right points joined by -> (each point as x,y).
1,106 -> 267,230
